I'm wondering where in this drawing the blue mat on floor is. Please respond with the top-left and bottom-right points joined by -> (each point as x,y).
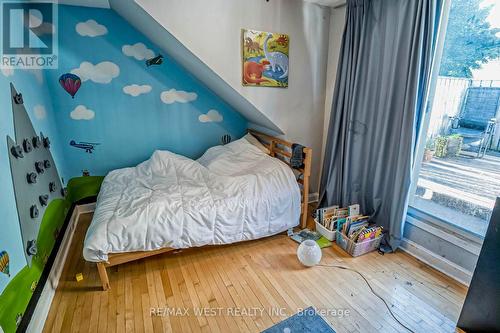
262,307 -> 335,333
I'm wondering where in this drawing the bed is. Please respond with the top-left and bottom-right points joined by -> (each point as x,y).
84,130 -> 312,290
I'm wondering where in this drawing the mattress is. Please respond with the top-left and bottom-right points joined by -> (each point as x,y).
83,138 -> 301,262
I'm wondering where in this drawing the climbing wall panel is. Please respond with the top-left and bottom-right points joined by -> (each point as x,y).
6,83 -> 64,266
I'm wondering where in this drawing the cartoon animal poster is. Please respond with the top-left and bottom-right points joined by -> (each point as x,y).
242,29 -> 289,88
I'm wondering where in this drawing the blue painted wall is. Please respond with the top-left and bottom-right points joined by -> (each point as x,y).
47,5 -> 247,180
0,4 -> 247,299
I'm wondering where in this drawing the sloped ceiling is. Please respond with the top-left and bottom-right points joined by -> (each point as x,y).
108,0 -> 283,134
58,0 -> 110,8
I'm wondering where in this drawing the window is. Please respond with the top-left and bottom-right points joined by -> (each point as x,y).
409,0 -> 500,237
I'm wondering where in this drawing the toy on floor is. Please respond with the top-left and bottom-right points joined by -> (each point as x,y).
75,273 -> 84,282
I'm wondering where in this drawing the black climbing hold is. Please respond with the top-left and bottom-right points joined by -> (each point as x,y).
35,161 -> 45,174
30,205 -> 39,218
43,136 -> 51,148
13,93 -> 23,104
26,240 -> 37,256
10,145 -> 23,158
60,188 -> 67,197
39,194 -> 49,206
27,172 -> 37,184
49,182 -> 56,192
32,136 -> 42,148
221,134 -> 232,145
23,138 -> 32,153
43,160 -> 51,169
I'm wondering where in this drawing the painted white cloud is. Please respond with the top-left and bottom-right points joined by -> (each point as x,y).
76,19 -> 108,37
70,105 -> 95,120
1,67 -> 14,77
71,61 -> 119,84
34,105 -> 46,119
123,84 -> 152,97
199,109 -> 223,123
160,89 -> 197,104
122,42 -> 154,60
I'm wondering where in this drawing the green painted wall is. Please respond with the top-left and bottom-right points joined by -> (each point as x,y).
0,177 -> 103,333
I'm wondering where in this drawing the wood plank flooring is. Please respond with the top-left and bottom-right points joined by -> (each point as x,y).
43,212 -> 467,333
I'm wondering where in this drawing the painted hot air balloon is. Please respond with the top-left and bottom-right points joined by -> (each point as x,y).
0,251 -> 10,277
59,73 -> 81,98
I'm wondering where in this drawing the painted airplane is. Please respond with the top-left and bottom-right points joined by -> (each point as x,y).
70,140 -> 100,153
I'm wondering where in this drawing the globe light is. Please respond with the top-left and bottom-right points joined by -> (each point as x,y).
297,239 -> 322,267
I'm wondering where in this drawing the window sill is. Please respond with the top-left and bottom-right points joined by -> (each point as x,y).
406,206 -> 483,256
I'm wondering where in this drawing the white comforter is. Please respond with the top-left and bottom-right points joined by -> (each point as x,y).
83,138 -> 301,262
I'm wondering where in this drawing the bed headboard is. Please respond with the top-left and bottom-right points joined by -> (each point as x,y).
248,129 -> 312,228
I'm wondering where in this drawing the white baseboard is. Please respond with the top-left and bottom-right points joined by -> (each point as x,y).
308,192 -> 319,203
28,203 -> 96,333
400,238 -> 472,286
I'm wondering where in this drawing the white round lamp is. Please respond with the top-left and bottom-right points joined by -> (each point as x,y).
297,239 -> 322,267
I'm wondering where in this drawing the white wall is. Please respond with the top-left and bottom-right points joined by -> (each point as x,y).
135,0 -> 331,192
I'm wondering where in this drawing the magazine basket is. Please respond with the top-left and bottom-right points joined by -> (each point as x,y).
335,232 -> 382,257
314,218 -> 336,241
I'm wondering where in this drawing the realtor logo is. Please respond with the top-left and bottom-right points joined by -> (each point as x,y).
1,1 -> 58,69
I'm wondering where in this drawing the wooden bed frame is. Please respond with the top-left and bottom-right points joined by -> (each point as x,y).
96,129 -> 312,290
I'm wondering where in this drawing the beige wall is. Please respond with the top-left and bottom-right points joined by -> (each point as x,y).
320,5 -> 346,179
136,0 -> 332,193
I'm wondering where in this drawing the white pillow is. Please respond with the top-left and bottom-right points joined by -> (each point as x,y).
244,133 -> 270,154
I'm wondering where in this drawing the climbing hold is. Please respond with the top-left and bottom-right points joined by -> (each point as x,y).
60,188 -> 67,197
35,161 -> 45,174
49,182 -> 56,192
13,93 -> 23,104
30,205 -> 39,219
32,136 -> 42,148
15,313 -> 23,327
23,138 -> 33,153
75,273 -> 84,282
221,134 -> 232,145
30,280 -> 38,292
43,136 -> 51,148
27,172 -> 37,184
43,160 -> 51,169
11,145 -> 23,158
26,240 -> 37,256
39,194 -> 49,206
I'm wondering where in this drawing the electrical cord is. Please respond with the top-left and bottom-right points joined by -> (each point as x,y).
317,263 -> 416,333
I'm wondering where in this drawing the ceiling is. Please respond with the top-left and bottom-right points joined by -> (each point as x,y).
56,0 -> 346,10
57,0 -> 110,8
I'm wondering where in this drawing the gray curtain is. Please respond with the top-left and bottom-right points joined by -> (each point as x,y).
319,0 -> 442,249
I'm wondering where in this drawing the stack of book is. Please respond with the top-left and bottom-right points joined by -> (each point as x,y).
340,217 -> 383,244
316,204 -> 361,232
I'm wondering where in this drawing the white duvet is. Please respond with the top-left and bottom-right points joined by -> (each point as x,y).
83,138 -> 301,262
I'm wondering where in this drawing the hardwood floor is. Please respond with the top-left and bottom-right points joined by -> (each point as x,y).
43,212 -> 467,333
